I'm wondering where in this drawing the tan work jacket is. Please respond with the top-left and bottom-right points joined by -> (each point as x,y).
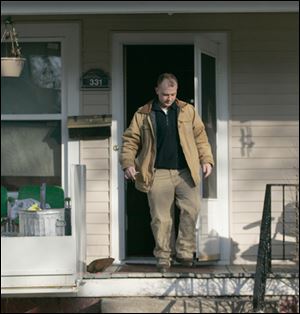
119,99 -> 214,192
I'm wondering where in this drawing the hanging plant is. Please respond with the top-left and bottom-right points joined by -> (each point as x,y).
1,16 -> 26,77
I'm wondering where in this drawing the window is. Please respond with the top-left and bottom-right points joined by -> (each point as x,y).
201,53 -> 217,199
1,23 -> 80,287
1,41 -> 63,191
1,121 -> 61,191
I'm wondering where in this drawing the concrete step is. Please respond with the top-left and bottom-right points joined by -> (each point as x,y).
79,276 -> 298,298
100,296 -> 299,313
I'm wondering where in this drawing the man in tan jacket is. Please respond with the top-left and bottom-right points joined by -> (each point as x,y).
120,73 -> 214,272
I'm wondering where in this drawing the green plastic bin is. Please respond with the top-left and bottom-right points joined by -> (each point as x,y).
1,186 -> 8,217
18,185 -> 65,208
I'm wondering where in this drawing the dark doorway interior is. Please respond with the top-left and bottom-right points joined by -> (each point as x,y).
124,45 -> 194,257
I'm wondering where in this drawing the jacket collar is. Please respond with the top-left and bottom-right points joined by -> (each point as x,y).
137,98 -> 188,114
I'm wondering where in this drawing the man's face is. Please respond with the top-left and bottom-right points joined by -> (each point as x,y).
155,79 -> 178,108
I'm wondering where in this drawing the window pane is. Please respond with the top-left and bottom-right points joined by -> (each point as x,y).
1,121 -> 61,191
1,42 -> 61,114
201,53 -> 217,199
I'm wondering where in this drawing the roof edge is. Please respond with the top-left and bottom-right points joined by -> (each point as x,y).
1,1 -> 299,16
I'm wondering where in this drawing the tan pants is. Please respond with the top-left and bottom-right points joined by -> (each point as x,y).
147,168 -> 201,261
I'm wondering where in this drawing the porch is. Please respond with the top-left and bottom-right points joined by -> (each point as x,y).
77,262 -> 298,312
4,263 -> 296,313
79,262 -> 298,298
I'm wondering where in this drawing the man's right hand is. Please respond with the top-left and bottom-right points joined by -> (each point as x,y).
124,166 -> 139,181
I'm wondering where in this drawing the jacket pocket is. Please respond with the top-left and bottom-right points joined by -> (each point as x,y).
179,120 -> 193,135
141,124 -> 151,143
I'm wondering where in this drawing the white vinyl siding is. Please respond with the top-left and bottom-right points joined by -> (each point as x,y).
231,24 -> 299,263
82,91 -> 110,116
80,139 -> 110,264
80,25 -> 112,263
81,13 -> 298,264
15,13 -> 298,264
80,13 -> 298,264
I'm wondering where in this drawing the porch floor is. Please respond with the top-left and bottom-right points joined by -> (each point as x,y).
78,262 -> 298,298
83,262 -> 299,279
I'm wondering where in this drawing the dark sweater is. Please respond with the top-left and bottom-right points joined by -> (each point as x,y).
152,100 -> 188,170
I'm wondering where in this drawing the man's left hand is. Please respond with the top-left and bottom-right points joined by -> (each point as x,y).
202,163 -> 213,178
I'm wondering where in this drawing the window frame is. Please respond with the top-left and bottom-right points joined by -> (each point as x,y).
1,24 -> 81,196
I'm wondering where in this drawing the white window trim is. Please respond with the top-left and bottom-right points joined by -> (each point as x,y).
111,32 -> 230,264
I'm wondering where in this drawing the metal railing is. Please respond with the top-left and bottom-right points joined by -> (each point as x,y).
253,184 -> 299,312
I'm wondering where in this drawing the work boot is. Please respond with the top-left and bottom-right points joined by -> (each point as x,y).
175,257 -> 193,267
156,258 -> 170,273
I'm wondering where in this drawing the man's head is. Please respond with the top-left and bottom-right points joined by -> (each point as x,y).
155,73 -> 178,108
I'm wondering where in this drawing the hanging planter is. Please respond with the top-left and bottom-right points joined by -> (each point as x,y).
1,57 -> 25,77
1,17 -> 26,77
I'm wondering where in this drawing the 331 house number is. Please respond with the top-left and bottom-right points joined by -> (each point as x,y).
89,78 -> 103,87
81,69 -> 110,89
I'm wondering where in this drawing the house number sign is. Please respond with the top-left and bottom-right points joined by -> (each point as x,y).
81,69 -> 110,89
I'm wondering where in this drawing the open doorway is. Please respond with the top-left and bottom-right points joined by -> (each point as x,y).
112,32 -> 229,264
124,45 -> 194,257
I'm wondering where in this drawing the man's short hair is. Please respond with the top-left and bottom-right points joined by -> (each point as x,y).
157,73 -> 178,87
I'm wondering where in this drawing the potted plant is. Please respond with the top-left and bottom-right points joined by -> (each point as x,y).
1,17 -> 26,77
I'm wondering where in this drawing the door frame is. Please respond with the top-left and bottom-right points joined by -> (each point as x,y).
111,32 -> 230,264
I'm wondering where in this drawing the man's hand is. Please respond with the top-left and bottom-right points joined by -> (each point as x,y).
124,166 -> 139,181
202,163 -> 213,179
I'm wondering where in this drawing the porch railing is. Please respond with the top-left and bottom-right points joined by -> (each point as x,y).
253,184 -> 299,312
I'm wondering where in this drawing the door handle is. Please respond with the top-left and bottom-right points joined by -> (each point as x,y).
113,145 -> 119,151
